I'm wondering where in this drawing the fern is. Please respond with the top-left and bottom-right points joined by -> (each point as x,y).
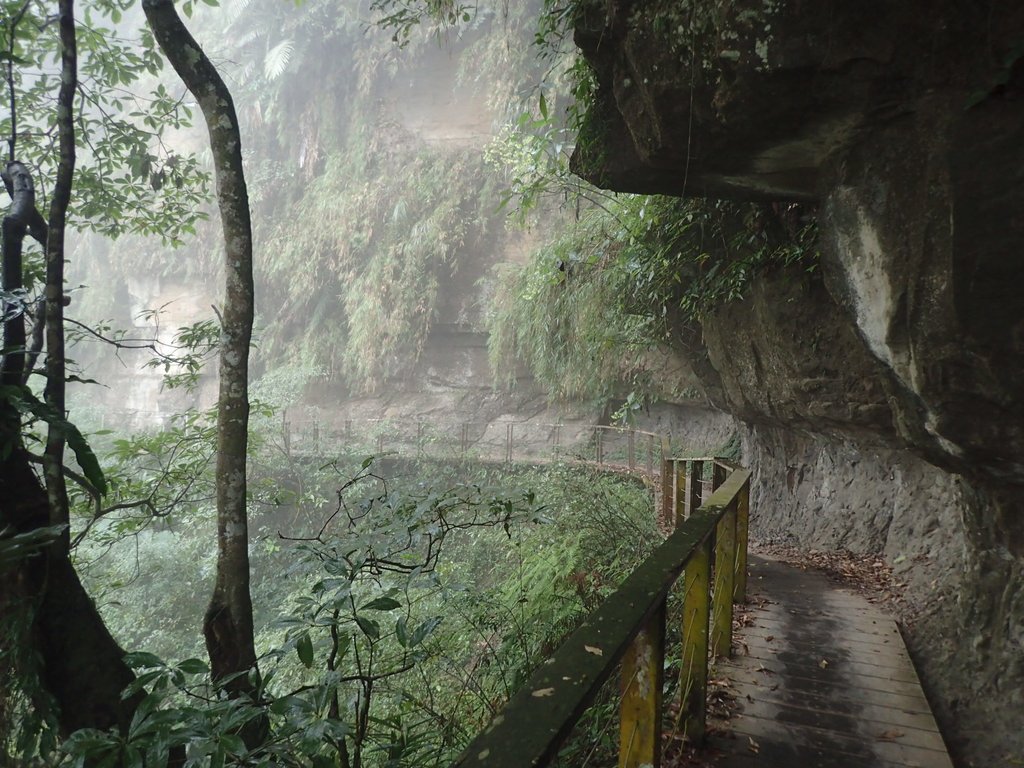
263,39 -> 294,81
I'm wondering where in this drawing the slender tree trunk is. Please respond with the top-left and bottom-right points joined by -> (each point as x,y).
42,0 -> 76,553
142,0 -> 260,712
0,0 -> 141,737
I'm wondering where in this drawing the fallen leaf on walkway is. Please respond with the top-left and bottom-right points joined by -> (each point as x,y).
531,688 -> 555,698
877,729 -> 905,742
748,737 -> 760,754
818,658 -> 829,669
584,644 -> 603,657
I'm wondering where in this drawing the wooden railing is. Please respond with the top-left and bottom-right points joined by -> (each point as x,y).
454,457 -> 750,768
91,408 -> 746,765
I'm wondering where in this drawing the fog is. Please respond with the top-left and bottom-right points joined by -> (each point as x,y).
58,0 -> 609,447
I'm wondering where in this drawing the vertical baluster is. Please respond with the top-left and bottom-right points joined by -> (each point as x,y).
687,460 -> 704,517
711,499 -> 737,658
646,434 -> 654,475
661,458 -> 673,527
627,429 -> 635,470
678,536 -> 711,744
619,600 -> 666,768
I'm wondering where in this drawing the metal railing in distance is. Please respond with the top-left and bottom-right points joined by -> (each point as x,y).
280,414 -> 670,476
455,459 -> 751,768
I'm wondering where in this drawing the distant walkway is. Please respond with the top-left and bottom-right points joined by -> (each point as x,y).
711,555 -> 953,768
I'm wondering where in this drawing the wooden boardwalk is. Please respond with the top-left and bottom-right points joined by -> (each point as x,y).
709,555 -> 954,768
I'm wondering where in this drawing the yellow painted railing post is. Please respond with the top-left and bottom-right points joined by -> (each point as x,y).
619,601 -> 666,768
687,460 -> 704,517
678,537 -> 711,744
675,460 -> 687,526
734,477 -> 750,603
711,499 -> 737,658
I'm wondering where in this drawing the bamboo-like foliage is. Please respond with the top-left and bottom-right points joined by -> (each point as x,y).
486,195 -> 819,404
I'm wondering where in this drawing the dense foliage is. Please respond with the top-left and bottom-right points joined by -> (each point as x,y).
58,432 -> 659,766
486,195 -> 818,406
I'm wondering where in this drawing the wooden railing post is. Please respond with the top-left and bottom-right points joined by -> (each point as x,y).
505,423 -> 513,463
679,536 -> 711,744
712,462 -> 727,492
711,499 -> 737,658
646,434 -> 654,475
687,460 -> 704,517
597,428 -> 604,466
619,601 -> 666,768
734,477 -> 750,603
675,460 -> 687,526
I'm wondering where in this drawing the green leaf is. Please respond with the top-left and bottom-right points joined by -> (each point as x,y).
220,734 -> 246,756
360,596 -> 402,612
355,615 -> 380,640
66,424 -> 108,495
123,651 -> 164,669
395,616 -> 409,648
410,616 -> 442,647
177,658 -> 209,675
296,632 -> 314,668
0,51 -> 30,65
539,92 -> 548,121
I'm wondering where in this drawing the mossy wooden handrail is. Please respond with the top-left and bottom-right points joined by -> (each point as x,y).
455,463 -> 752,768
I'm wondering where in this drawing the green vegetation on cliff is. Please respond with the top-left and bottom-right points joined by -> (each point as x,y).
486,195 -> 818,407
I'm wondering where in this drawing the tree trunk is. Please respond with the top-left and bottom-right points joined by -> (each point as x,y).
42,0 -> 76,553
142,0 -> 260,712
1,0 -> 142,740
1,161 -> 32,389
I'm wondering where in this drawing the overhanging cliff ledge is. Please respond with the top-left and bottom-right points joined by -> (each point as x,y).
570,1 -> 1024,763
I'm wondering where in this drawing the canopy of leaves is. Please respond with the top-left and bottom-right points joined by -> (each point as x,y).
1,0 -> 210,243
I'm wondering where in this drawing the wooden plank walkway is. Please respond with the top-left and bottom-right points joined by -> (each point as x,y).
709,555 -> 954,768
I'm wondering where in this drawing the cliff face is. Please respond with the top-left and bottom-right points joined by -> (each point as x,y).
571,1 -> 1024,763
